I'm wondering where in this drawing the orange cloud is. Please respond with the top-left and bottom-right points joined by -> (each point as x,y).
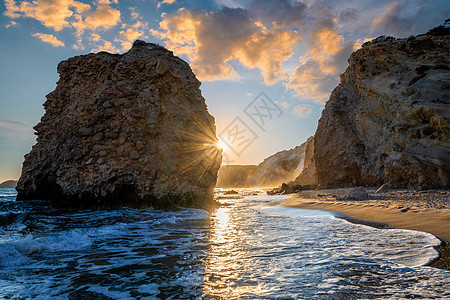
157,0 -> 176,9
129,7 -> 139,20
71,0 -> 121,49
285,16 -> 355,104
81,0 -> 120,31
286,60 -> 339,103
152,8 -> 300,84
4,0 -> 90,31
5,20 -> 18,28
91,40 -> 119,53
4,0 -> 121,51
309,27 -> 344,60
32,32 -> 65,47
115,21 -> 148,51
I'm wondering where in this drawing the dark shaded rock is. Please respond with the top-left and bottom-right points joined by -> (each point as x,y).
16,41 -> 222,209
346,187 -> 369,200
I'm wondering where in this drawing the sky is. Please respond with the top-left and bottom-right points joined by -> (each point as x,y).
0,0 -> 449,182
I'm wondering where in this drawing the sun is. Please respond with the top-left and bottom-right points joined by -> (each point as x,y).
216,139 -> 228,151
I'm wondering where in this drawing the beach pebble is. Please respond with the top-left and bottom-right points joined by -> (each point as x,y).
346,187 -> 369,200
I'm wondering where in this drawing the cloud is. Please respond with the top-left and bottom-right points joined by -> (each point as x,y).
286,11 -> 355,103
5,20 -> 18,28
0,120 -> 35,141
157,0 -> 176,9
279,101 -> 290,109
292,105 -> 312,118
4,0 -> 90,31
91,40 -> 119,53
81,0 -> 120,31
129,7 -> 139,20
371,2 -> 414,36
286,60 -> 338,103
6,0 -> 447,104
338,7 -> 358,23
71,0 -> 121,49
115,20 -> 148,51
370,1 -> 450,37
152,5 -> 301,84
32,32 -> 65,47
4,0 -> 121,51
353,37 -> 374,50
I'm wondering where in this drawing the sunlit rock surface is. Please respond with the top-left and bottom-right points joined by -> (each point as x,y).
292,136 -> 316,187
217,137 -> 313,188
216,165 -> 258,188
17,41 -> 222,208
249,137 -> 314,187
298,27 -> 449,189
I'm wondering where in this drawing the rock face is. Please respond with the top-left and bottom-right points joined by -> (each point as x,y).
292,137 -> 316,187
216,137 -> 314,188
16,41 -> 222,208
250,137 -> 314,187
298,28 -> 449,189
216,165 -> 258,188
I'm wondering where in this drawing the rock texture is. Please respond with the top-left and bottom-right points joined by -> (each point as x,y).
292,136 -> 316,187
216,137 -> 313,188
297,26 -> 450,189
249,137 -> 313,187
216,165 -> 258,188
17,41 -> 222,208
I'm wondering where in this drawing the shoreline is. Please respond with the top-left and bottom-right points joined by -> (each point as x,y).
280,189 -> 450,271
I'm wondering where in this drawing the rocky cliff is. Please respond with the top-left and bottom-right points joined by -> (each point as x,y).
296,26 -> 449,189
249,137 -> 313,187
16,41 -> 222,208
292,136 -> 316,187
216,165 -> 258,188
216,137 -> 313,188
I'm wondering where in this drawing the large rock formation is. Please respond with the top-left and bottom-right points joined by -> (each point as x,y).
249,137 -> 314,187
296,26 -> 449,189
216,137 -> 314,188
292,136 -> 316,187
16,41 -> 222,208
216,165 -> 258,188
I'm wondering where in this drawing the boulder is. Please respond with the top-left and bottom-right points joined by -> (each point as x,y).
16,41 -> 222,208
346,187 -> 369,200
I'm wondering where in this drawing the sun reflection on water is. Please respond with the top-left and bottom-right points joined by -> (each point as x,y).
212,207 -> 230,245
203,199 -> 266,298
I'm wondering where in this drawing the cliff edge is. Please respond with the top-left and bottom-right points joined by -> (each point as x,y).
298,25 -> 449,189
17,41 -> 222,208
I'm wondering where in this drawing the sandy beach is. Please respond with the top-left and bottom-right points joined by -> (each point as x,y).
281,188 -> 450,270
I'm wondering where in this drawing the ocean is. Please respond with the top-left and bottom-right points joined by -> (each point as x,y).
0,188 -> 449,299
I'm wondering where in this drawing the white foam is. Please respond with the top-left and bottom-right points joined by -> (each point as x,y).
260,199 -> 442,268
1,193 -> 448,299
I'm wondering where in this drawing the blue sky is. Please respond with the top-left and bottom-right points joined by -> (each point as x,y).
0,0 -> 449,182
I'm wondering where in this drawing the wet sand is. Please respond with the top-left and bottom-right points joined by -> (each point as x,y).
281,188 -> 450,270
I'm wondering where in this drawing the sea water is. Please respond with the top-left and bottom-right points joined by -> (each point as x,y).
0,188 -> 448,299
